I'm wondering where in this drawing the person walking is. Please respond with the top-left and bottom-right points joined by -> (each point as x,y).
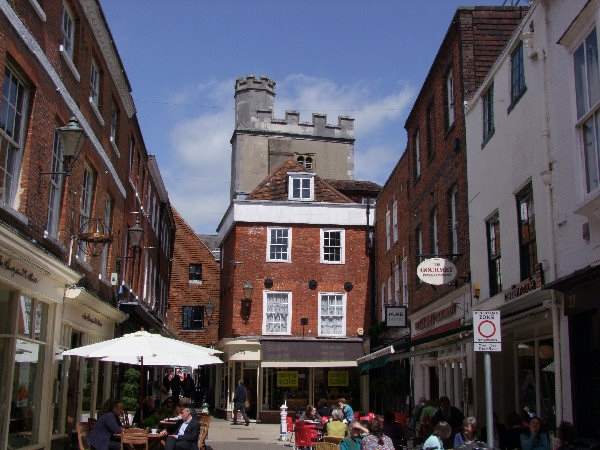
232,379 -> 250,426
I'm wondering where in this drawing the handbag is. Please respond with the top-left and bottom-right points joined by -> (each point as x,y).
244,399 -> 250,409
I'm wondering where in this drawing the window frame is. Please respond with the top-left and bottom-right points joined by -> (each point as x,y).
61,3 -> 75,60
0,64 -> 29,207
509,41 -> 527,110
320,228 -> 345,264
46,128 -> 64,238
392,200 -> 398,243
288,172 -> 314,201
77,165 -> 96,260
182,305 -> 205,331
446,68 -> 455,128
99,194 -> 113,279
263,291 -> 292,335
486,212 -> 502,296
267,227 -> 291,262
414,130 -> 421,179
189,263 -> 202,284
430,208 -> 439,256
449,186 -> 459,255
483,82 -> 495,146
90,59 -> 100,107
318,292 -> 346,337
516,183 -> 538,281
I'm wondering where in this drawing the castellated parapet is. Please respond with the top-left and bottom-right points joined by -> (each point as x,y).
234,74 -> 354,140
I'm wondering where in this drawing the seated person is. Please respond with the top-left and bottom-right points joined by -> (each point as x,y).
317,398 -> 332,418
520,417 -> 550,450
326,408 -> 349,437
133,396 -> 156,426
159,407 -> 199,450
382,411 -> 404,447
299,404 -> 322,422
341,421 -> 369,450
87,400 -> 124,450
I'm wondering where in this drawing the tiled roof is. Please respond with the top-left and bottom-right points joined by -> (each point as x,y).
246,158 -> 353,203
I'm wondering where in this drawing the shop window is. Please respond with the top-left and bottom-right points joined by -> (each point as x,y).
516,337 -> 555,424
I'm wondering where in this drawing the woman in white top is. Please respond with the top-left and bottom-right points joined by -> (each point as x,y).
424,421 -> 452,450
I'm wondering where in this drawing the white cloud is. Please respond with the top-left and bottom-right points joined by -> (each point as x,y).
162,74 -> 414,233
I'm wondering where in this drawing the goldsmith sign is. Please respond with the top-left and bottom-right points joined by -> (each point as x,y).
0,254 -> 38,283
417,258 -> 457,285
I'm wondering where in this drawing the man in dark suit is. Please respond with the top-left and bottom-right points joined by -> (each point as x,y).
159,407 -> 199,450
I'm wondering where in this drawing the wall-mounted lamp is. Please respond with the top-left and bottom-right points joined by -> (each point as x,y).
473,283 -> 481,299
116,216 -> 144,273
241,280 -> 253,323
40,116 -> 86,176
205,299 -> 215,325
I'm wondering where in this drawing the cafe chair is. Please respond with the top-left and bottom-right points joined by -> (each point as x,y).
323,435 -> 344,445
120,427 -> 149,450
294,422 -> 318,450
77,422 -> 92,450
315,443 -> 340,450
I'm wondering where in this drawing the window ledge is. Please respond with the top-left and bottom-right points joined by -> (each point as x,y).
189,280 -> 203,285
575,191 -> 600,223
28,0 -> 46,21
481,129 -> 495,149
110,139 -> 120,158
59,46 -> 80,81
89,98 -> 105,126
0,202 -> 28,225
507,86 -> 527,114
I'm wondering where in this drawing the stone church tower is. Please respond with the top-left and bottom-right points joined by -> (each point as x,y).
230,74 -> 355,200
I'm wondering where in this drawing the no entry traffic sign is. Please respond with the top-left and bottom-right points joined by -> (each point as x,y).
473,310 -> 501,352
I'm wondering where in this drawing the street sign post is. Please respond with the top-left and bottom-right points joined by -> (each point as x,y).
473,310 -> 501,448
473,310 -> 501,352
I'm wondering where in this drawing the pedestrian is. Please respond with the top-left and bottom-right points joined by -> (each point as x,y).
232,379 -> 250,426
87,399 -> 123,450
431,396 -> 464,449
182,373 -> 195,402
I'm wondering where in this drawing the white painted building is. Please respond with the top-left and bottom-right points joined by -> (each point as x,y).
465,0 -> 598,439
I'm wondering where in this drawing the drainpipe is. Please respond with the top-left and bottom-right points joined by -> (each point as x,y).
523,7 -> 562,425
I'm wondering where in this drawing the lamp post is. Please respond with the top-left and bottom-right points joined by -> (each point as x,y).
40,116 -> 86,176
242,280 -> 253,323
205,299 -> 215,325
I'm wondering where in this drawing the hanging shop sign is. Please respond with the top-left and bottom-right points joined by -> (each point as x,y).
386,305 -> 407,327
417,258 -> 457,285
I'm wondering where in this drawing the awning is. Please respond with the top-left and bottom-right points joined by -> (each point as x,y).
261,340 -> 364,368
357,345 -> 395,372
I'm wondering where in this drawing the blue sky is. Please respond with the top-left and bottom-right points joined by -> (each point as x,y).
100,0 -> 514,234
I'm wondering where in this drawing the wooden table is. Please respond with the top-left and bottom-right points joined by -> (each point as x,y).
115,432 -> 164,450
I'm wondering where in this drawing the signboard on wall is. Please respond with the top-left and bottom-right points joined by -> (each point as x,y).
277,371 -> 299,387
386,306 -> 407,327
328,370 -> 349,387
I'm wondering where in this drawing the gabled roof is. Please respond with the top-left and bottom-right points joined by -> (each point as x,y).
246,158 -> 354,203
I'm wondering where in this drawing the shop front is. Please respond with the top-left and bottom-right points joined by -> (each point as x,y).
0,223 -> 80,450
215,338 -> 365,423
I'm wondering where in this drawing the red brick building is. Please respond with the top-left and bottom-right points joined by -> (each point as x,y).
215,158 -> 379,421
367,6 -> 528,414
167,208 -> 220,347
0,1 -> 174,446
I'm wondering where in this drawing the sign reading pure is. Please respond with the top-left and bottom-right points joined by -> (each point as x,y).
417,258 -> 457,285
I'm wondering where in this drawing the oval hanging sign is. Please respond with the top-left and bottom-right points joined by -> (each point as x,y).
417,258 -> 457,285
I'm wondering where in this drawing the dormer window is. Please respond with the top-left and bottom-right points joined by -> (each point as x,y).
288,172 -> 314,201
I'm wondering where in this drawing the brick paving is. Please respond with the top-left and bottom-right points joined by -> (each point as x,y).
205,417 -> 293,450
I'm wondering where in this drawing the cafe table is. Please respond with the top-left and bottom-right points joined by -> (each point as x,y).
115,431 -> 164,450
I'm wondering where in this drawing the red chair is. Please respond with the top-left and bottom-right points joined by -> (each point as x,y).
294,422 -> 318,450
286,415 -> 295,444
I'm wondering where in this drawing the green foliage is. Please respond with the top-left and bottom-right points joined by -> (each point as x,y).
121,368 -> 140,412
367,321 -> 389,337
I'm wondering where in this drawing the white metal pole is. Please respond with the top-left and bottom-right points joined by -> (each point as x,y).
484,352 -> 494,448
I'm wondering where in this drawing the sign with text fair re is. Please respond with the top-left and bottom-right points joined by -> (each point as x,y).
473,310 -> 501,352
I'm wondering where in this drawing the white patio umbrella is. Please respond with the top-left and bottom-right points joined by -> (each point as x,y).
62,330 -> 222,422
61,329 -> 222,361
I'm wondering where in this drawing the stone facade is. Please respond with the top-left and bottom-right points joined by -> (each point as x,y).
230,74 -> 355,199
